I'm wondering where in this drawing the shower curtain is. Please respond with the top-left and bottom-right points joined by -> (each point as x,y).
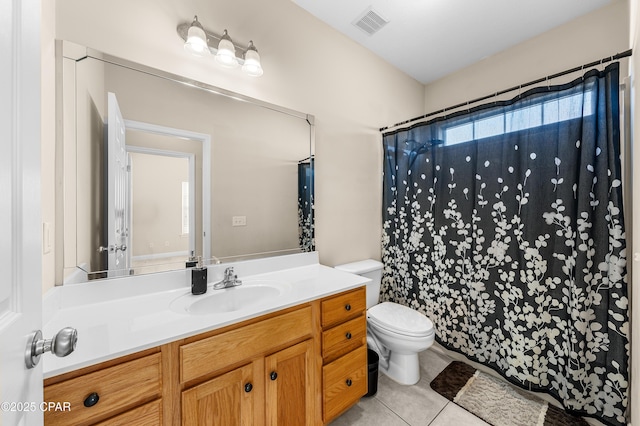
381,63 -> 628,426
298,157 -> 315,251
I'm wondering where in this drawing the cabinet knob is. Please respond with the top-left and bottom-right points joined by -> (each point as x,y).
345,332 -> 352,340
345,304 -> 351,311
270,371 -> 278,381
83,392 -> 100,407
345,379 -> 353,387
244,383 -> 253,393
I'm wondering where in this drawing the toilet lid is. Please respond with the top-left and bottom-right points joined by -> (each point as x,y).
368,302 -> 434,338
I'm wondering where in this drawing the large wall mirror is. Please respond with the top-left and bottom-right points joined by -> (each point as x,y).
57,42 -> 315,284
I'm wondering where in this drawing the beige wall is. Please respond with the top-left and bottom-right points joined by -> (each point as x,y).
49,0 -> 425,290
422,2 -> 629,116
129,152 -> 189,258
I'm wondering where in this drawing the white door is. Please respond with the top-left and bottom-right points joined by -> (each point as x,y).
107,93 -> 131,274
0,0 -> 44,424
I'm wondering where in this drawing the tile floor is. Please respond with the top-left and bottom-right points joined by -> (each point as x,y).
329,347 -> 491,426
330,346 -> 603,426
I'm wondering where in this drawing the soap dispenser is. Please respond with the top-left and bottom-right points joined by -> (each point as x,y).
191,256 -> 208,295
186,251 -> 198,268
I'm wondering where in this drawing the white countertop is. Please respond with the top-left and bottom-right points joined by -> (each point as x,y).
42,252 -> 369,379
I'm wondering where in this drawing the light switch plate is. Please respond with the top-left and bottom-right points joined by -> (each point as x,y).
42,222 -> 52,254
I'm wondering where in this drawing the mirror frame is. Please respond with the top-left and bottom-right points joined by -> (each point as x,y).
55,40 -> 315,284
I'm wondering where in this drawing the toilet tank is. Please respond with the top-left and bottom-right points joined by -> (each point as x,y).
334,259 -> 383,309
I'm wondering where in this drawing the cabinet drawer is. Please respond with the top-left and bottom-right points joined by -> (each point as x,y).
321,287 -> 366,328
93,400 -> 162,426
181,306 -> 312,383
322,314 -> 366,362
323,345 -> 367,422
44,353 -> 162,426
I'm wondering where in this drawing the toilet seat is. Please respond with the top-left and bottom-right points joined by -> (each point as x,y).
368,302 -> 434,338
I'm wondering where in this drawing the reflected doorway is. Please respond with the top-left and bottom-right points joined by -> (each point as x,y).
127,149 -> 194,273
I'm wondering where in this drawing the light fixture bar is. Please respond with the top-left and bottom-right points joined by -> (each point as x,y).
177,22 -> 248,65
178,16 -> 263,76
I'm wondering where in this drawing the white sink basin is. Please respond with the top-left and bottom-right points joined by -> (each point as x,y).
170,280 -> 287,315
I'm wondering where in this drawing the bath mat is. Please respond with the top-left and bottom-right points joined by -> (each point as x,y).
430,361 -> 589,426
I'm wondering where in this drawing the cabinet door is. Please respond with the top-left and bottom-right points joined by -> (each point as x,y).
265,339 -> 315,426
182,363 -> 258,426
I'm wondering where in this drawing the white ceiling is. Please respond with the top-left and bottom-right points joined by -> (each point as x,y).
293,0 -> 615,84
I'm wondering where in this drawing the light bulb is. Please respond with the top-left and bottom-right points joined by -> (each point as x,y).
215,30 -> 239,68
184,16 -> 209,57
242,41 -> 263,77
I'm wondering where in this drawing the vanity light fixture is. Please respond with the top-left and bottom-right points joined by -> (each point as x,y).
178,15 -> 263,77
215,30 -> 238,68
183,16 -> 209,57
242,41 -> 264,77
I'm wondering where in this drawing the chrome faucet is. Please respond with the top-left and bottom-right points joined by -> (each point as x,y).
213,267 -> 242,289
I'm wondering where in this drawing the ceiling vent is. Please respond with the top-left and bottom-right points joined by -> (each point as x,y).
352,7 -> 389,36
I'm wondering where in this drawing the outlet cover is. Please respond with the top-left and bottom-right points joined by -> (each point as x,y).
232,216 -> 247,227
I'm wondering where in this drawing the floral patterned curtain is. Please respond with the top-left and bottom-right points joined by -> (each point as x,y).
298,157 -> 315,251
381,63 -> 628,426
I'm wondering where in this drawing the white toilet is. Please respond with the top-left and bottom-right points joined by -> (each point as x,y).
335,259 -> 435,385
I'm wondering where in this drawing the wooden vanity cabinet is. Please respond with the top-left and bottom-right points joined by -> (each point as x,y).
265,339 -> 315,425
181,339 -> 315,426
178,305 -> 316,426
181,362 -> 258,425
320,287 -> 368,423
43,348 -> 163,426
43,286 -> 367,426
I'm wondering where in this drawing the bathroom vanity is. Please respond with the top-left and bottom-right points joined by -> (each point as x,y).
42,253 -> 369,425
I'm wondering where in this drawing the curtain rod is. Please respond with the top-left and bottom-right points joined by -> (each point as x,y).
380,49 -> 633,133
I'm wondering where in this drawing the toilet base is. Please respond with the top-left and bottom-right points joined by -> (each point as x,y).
379,351 -> 421,385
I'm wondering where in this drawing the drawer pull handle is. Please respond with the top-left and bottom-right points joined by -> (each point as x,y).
346,379 -> 353,387
83,392 -> 100,408
244,383 -> 253,393
270,371 -> 278,381
345,304 -> 351,311
345,332 -> 352,339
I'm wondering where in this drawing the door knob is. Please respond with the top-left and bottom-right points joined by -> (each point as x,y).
25,327 -> 78,369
